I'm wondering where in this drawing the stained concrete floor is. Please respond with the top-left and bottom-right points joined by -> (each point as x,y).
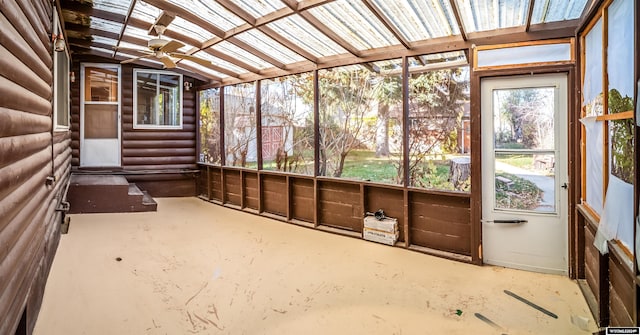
34,197 -> 597,335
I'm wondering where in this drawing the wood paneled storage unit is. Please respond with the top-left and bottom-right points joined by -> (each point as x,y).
198,165 -> 472,262
70,63 -> 202,197
0,0 -> 71,334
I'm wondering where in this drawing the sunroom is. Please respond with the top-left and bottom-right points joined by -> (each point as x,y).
0,0 -> 638,333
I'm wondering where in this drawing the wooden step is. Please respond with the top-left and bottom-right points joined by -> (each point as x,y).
67,174 -> 157,214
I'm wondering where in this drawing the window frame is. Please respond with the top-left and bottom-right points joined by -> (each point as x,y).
133,69 -> 184,130
53,8 -> 70,131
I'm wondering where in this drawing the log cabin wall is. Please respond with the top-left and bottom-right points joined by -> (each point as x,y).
70,62 -> 201,197
0,0 -> 71,334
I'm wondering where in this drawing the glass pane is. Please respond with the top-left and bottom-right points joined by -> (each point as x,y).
532,0 -> 588,24
84,104 -> 118,138
261,73 -> 314,175
224,83 -> 257,168
193,51 -> 248,74
454,0 -> 530,33
55,51 -> 69,127
267,15 -> 347,57
477,43 -> 571,68
582,18 -> 603,113
135,72 -> 182,127
169,16 -> 215,42
495,153 -> 556,212
309,0 -> 399,50
408,64 -> 470,191
371,0 -> 459,41
318,60 -> 403,185
84,67 -> 118,102
492,87 -> 555,150
609,118 -> 634,184
199,88 -> 221,164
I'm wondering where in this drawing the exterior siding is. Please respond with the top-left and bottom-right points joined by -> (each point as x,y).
0,1 -> 70,334
70,63 -> 199,197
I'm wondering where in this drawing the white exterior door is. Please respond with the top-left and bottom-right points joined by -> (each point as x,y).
481,74 -> 568,274
80,64 -> 121,167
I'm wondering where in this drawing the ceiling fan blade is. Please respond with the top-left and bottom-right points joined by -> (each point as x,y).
159,40 -> 185,53
170,53 -> 211,67
121,54 -> 154,64
159,56 -> 177,69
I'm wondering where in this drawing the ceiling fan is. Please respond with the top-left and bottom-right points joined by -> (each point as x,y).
115,24 -> 211,69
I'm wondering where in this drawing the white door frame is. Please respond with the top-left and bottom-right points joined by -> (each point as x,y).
481,73 -> 569,275
80,63 -> 122,167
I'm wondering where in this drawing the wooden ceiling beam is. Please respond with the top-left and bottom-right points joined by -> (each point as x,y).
525,0 -> 536,32
298,11 -> 361,57
113,0 -> 137,58
258,26 -> 318,63
142,0 -> 226,37
227,37 -> 286,69
447,0 -> 468,41
202,49 -> 261,74
215,0 -> 256,26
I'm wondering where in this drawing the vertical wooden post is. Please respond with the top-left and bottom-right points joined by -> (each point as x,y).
240,170 -> 245,209
360,184 -> 366,232
313,70 -> 320,228
219,87 -> 226,167
402,56 -> 411,247
404,189 -> 410,247
469,47 -> 483,265
286,175 -> 292,221
256,80 -> 263,171
207,165 -> 211,200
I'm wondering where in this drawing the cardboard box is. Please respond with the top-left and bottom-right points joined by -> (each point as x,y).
363,227 -> 398,246
363,216 -> 398,233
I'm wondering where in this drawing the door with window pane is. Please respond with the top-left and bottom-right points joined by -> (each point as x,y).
481,74 -> 568,274
80,64 -> 121,167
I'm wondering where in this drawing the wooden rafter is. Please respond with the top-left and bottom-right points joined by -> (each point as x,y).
525,0 -> 537,32
298,11 -> 361,57
113,0 -> 137,58
447,0 -> 467,41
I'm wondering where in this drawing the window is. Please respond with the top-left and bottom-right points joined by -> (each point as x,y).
261,73 -> 314,175
318,60 -> 403,184
133,70 -> 182,129
53,10 -> 70,130
199,88 -> 221,164
408,55 -> 470,191
580,0 -> 635,252
224,82 -> 257,168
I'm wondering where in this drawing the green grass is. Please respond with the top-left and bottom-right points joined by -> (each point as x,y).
496,155 -> 533,170
495,172 -> 541,210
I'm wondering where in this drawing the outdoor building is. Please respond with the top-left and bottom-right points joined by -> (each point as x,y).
0,0 -> 638,334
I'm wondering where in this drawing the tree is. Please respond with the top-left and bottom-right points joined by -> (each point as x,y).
199,89 -> 221,164
224,84 -> 256,167
405,67 -> 469,188
608,89 -> 634,184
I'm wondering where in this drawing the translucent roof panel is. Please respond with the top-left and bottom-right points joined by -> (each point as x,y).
92,0 -> 130,16
211,41 -> 274,70
371,0 -> 460,41
192,51 -> 250,74
235,30 -> 306,64
131,1 -> 161,24
454,0 -> 531,33
267,15 -> 347,58
179,60 -> 228,79
91,35 -> 118,46
169,16 -> 216,42
90,17 -> 123,35
167,0 -> 245,32
229,0 -> 286,18
532,0 -> 589,24
309,0 -> 400,50
120,30 -> 195,53
414,50 -> 468,65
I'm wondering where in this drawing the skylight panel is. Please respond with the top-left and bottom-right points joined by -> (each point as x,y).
121,28 -> 194,53
229,0 -> 286,18
267,15 -> 347,58
92,0 -> 130,16
131,1 -> 161,24
212,41 -> 274,70
371,0 -> 460,42
89,17 -> 123,35
455,0 -> 530,33
532,0 -> 589,24
235,30 -> 306,64
179,60 -> 228,79
169,16 -> 216,42
193,51 -> 250,74
91,35 -> 118,46
309,0 -> 400,50
167,0 -> 245,32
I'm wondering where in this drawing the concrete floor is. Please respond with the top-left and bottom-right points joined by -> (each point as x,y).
34,197 -> 596,335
